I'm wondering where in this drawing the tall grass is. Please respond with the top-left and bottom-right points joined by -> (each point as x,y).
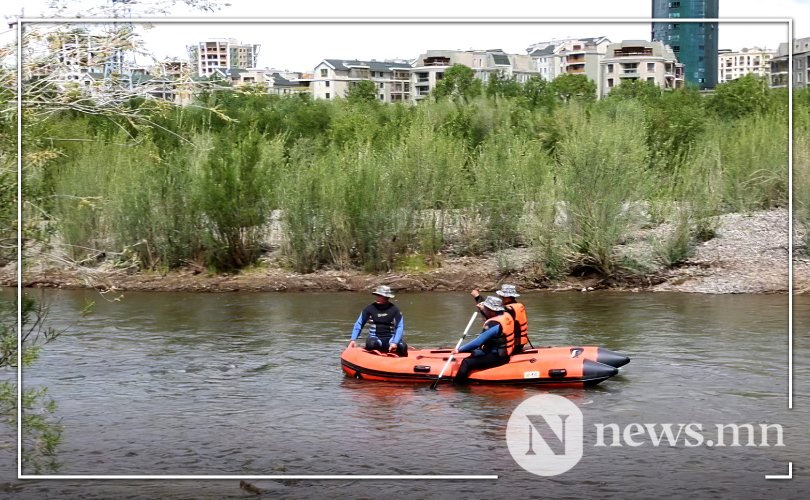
18,85 -> 793,278
794,100 -> 810,253
713,113 -> 788,212
555,101 -> 650,276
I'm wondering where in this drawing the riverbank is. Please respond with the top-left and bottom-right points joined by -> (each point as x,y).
2,208 -> 807,294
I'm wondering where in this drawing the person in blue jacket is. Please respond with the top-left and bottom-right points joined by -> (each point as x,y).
348,285 -> 408,357
452,295 -> 515,384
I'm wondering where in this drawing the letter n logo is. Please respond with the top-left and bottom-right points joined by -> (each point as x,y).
526,414 -> 569,456
506,395 -> 584,476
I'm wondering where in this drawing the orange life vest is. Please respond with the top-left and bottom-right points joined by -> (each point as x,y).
505,302 -> 529,348
483,312 -> 515,357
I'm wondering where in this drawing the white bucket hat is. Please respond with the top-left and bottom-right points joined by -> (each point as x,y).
496,284 -> 520,298
372,285 -> 395,298
481,295 -> 505,312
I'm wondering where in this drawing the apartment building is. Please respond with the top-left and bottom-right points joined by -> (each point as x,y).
187,38 -> 260,78
527,37 -> 611,87
770,37 -> 810,88
154,59 -> 191,79
410,49 -> 538,102
41,28 -> 139,87
600,40 -> 684,97
718,47 -> 774,84
311,59 -> 412,102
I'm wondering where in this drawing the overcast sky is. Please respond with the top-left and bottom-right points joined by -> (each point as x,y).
1,0 -> 806,71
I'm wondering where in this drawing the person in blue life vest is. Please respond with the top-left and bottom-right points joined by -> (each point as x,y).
348,285 -> 408,357
471,284 -> 531,354
452,295 -> 515,384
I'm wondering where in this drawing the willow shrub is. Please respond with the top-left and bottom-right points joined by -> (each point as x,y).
555,101 -> 650,276
49,130 -> 151,263
194,131 -> 285,271
713,112 -> 789,212
468,130 -> 553,253
795,92 -> 810,252
279,139 -> 333,273
109,136 -> 203,270
386,108 -> 468,259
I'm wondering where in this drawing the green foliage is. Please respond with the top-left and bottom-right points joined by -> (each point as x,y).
521,76 -> 556,111
486,72 -> 522,99
196,131 -> 284,271
606,79 -> 662,102
550,73 -> 597,103
432,64 -> 483,102
646,87 -> 707,171
346,80 -> 380,104
795,88 -> 810,253
1,294 -> 63,474
556,101 -> 650,276
709,74 -> 771,120
10,72 -> 791,279
653,216 -> 694,267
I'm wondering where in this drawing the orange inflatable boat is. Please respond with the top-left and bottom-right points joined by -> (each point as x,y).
341,345 -> 629,387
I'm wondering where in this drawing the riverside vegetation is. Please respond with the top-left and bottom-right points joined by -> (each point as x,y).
0,65 -> 806,474
3,73 -> 804,284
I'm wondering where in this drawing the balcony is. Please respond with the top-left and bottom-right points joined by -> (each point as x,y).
612,49 -> 653,58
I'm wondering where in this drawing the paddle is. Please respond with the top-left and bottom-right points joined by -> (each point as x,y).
430,311 -> 479,390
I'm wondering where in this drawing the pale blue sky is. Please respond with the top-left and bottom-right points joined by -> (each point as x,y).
1,0 -> 804,72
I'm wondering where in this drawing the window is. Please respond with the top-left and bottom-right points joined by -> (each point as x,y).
320,68 -> 328,77
325,92 -> 330,99
607,78 -> 614,87
379,82 -> 384,89
672,46 -> 680,52
608,64 -> 613,73
668,1 -> 680,7
325,81 -> 330,87
647,77 -> 655,83
379,94 -> 384,100
647,62 -> 655,72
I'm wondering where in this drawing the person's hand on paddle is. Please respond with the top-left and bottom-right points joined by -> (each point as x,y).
388,342 -> 398,353
470,289 -> 480,300
451,348 -> 459,355
348,340 -> 356,348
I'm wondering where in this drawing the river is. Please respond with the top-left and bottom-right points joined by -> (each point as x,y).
4,290 -> 809,498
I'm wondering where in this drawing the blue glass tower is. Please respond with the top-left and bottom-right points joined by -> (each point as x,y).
651,0 -> 719,89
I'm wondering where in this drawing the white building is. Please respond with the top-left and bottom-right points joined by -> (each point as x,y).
527,37 -> 611,89
718,47 -> 775,84
311,59 -> 412,102
187,38 -> 260,78
600,40 -> 684,98
409,49 -> 539,102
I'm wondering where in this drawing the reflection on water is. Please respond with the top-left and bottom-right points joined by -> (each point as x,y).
3,289 -> 809,497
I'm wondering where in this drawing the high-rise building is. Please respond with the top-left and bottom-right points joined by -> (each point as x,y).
186,38 -> 260,78
651,0 -> 719,89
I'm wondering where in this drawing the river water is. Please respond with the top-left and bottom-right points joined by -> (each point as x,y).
4,290 -> 809,498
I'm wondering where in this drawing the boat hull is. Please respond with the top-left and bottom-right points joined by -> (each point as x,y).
341,345 -> 627,387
